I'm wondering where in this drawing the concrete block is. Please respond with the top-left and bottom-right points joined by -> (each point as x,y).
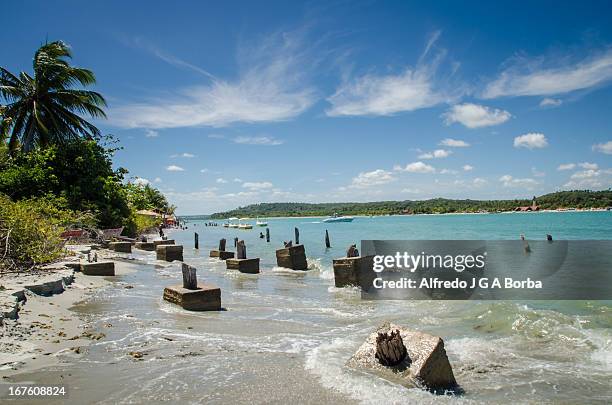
109,241 -> 132,253
275,244 -> 308,270
156,244 -> 184,262
333,256 -> 374,288
135,242 -> 156,251
347,322 -> 457,391
226,258 -> 260,274
209,250 -> 235,260
163,284 -> 221,311
80,261 -> 115,276
154,239 -> 175,246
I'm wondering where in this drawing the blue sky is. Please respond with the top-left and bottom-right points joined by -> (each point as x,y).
2,0 -> 612,214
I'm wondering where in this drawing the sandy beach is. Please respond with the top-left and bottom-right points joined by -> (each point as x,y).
0,245 -> 140,378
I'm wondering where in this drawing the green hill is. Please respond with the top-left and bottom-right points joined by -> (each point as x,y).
209,190 -> 612,218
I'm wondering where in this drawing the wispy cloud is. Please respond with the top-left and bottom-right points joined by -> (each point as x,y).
439,138 -> 470,147
499,175 -> 538,188
514,133 -> 548,149
348,169 -> 395,188
171,153 -> 195,158
540,98 -> 562,107
557,163 -> 576,171
463,164 -> 474,171
443,103 -> 511,128
593,141 -> 612,154
483,48 -> 612,98
216,178 -> 228,184
166,165 -> 185,172
418,149 -> 452,159
242,181 -> 274,190
144,129 -> 159,138
110,32 -> 317,128
393,161 -> 436,173
326,32 -> 462,117
233,136 -> 284,146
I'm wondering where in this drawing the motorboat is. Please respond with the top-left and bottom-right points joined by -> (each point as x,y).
228,217 -> 239,228
238,218 -> 253,229
256,217 -> 268,227
322,213 -> 354,223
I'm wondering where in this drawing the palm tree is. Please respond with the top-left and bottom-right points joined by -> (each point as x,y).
0,41 -> 106,153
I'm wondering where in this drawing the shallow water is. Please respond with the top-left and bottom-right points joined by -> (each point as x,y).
15,212 -> 612,403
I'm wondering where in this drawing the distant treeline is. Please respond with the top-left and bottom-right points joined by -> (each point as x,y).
208,190 -> 612,218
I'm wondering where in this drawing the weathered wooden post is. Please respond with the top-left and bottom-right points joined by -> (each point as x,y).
194,233 -> 199,249
237,240 -> 246,259
266,228 -> 270,243
226,240 -> 260,273
375,330 -> 407,366
182,263 -> 197,289
325,230 -> 331,248
234,237 -> 238,247
209,238 -> 234,259
294,227 -> 300,245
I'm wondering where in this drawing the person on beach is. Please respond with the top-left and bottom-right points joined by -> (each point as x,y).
259,232 -> 264,239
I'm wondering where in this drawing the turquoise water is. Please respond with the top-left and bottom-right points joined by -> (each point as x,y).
20,212 -> 612,404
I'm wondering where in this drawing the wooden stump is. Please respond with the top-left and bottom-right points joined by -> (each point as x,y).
194,233 -> 199,249
294,227 -> 300,245
236,240 -> 246,259
266,228 -> 270,242
182,263 -> 197,289
218,238 -> 226,251
375,330 -> 408,367
325,230 -> 331,248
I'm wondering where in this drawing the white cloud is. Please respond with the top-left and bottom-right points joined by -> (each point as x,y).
326,34 -> 460,117
418,149 -> 452,159
394,161 -> 436,173
401,188 -> 422,194
483,49 -> 612,98
499,175 -> 538,188
154,177 -> 162,183
570,169 -> 600,179
513,133 -> 548,149
579,162 -> 598,170
216,178 -> 228,184
349,169 -> 395,188
593,141 -> 612,154
171,152 -> 195,158
439,138 -> 470,147
166,165 -> 185,172
557,163 -> 576,171
110,32 -> 316,128
563,168 -> 612,189
463,164 -> 474,171
233,136 -> 284,146
442,103 -> 511,128
439,168 -> 458,175
133,177 -> 150,186
540,98 -> 562,107
208,134 -> 225,139
531,167 -> 546,177
233,178 -> 243,183
242,181 -> 274,190
472,178 -> 487,186
200,168 -> 209,173
144,129 -> 159,138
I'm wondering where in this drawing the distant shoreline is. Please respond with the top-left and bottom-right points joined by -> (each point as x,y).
185,208 -> 611,220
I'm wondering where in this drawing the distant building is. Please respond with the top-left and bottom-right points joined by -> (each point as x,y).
515,196 -> 539,212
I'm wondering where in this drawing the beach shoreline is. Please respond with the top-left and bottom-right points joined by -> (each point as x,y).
0,246 -> 142,378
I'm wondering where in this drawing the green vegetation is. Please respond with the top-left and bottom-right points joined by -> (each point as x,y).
0,41 -> 106,153
210,191 -> 612,218
0,194 -> 95,270
0,41 -> 172,270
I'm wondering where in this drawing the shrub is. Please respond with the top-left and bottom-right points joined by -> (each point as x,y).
0,194 -> 91,270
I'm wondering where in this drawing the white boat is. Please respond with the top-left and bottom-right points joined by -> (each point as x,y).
228,217 -> 239,228
322,213 -> 354,223
256,217 -> 268,227
238,218 -> 253,229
